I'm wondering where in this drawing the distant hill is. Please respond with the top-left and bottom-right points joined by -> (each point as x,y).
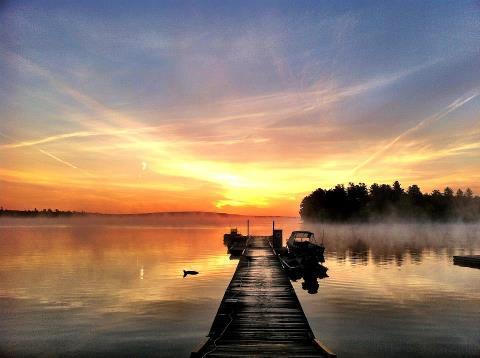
103,211 -> 295,218
0,208 -> 296,219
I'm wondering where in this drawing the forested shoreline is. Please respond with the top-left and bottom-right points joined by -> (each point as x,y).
300,181 -> 480,222
0,208 -> 86,217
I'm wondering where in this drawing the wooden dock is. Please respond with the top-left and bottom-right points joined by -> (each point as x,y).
453,255 -> 480,268
191,236 -> 335,357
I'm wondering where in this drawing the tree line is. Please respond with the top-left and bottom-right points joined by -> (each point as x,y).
0,207 -> 87,217
300,181 -> 480,222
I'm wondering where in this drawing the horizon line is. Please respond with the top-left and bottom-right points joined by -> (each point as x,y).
0,207 -> 299,219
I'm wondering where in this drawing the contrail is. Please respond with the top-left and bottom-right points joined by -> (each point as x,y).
1,51 -> 167,178
3,50 -> 170,162
352,91 -> 479,174
38,149 -> 79,169
1,130 -> 86,171
0,127 -> 157,149
2,131 -> 97,149
3,50 -> 142,130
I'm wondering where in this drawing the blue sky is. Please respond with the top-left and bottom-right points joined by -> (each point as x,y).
1,1 -> 479,214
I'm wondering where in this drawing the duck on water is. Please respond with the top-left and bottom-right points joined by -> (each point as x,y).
183,270 -> 199,277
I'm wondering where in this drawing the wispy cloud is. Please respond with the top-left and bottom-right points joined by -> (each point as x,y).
4,50 -> 429,157
210,59 -> 441,132
3,51 -> 147,131
2,29 -> 478,214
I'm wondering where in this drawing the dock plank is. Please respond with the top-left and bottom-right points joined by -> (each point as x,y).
191,236 -> 335,357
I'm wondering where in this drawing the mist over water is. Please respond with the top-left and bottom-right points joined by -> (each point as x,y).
304,222 -> 480,262
0,216 -> 479,357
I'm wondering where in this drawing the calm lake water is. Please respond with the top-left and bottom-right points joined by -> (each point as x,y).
0,217 -> 479,357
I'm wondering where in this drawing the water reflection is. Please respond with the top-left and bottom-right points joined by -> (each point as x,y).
348,239 -> 369,265
287,261 -> 329,294
0,219 -> 479,357
0,223 -> 245,357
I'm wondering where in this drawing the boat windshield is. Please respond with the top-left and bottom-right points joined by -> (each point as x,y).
290,231 -> 316,243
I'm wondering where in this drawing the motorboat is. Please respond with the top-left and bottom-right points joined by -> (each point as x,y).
228,240 -> 246,256
223,228 -> 245,246
278,252 -> 302,272
287,231 -> 325,258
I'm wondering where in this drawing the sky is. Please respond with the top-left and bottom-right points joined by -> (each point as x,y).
0,0 -> 479,216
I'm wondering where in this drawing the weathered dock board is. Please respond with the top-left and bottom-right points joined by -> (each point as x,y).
192,236 -> 335,357
453,255 -> 480,268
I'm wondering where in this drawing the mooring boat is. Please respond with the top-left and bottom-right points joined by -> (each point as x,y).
228,240 -> 246,256
224,228 -> 244,242
223,227 -> 248,257
287,231 -> 325,258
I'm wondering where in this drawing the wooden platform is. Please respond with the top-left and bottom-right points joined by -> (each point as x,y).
453,255 -> 480,268
191,236 -> 335,357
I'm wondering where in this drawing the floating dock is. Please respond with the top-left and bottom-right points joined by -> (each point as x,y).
453,255 -> 480,269
191,236 -> 335,357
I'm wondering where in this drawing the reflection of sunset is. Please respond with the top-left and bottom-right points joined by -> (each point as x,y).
0,226 -> 237,305
2,221 -> 478,305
